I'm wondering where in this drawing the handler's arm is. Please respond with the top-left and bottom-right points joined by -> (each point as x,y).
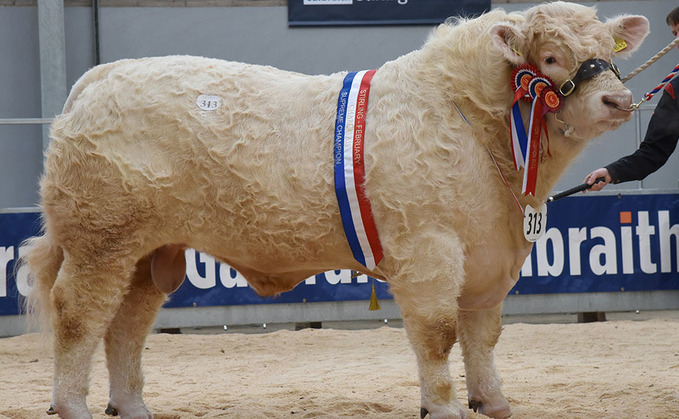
605,79 -> 679,184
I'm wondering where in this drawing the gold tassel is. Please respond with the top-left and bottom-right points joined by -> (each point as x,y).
369,279 -> 381,311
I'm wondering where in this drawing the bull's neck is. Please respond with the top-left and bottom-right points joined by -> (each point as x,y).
378,17 -> 517,130
377,27 -> 587,207
489,111 -> 589,208
418,58 -> 587,207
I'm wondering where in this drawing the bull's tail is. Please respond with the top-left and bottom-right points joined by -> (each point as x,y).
21,229 -> 64,334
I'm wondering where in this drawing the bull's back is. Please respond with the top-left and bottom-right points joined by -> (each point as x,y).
42,56 -> 347,264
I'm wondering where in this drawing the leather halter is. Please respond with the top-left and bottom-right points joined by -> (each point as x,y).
559,59 -> 621,96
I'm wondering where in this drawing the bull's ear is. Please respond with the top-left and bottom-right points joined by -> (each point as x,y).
606,15 -> 649,58
490,23 -> 526,65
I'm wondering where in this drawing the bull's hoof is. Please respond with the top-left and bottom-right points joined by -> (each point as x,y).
105,403 -> 119,416
420,407 -> 429,418
469,400 -> 482,413
46,406 -> 57,415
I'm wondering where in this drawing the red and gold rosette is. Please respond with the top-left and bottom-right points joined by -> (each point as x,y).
542,88 -> 561,112
527,75 -> 562,113
511,64 -> 538,102
510,66 -> 564,196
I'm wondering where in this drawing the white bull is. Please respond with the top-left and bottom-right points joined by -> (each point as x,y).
25,2 -> 648,418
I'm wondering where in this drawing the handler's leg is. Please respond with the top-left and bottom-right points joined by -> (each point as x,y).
388,234 -> 467,419
49,254 -> 135,418
104,255 -> 167,419
458,306 -> 510,419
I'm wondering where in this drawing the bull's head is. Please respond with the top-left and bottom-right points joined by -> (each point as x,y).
490,2 -> 649,141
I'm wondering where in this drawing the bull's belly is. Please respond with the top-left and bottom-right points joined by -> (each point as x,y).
188,226 -> 367,297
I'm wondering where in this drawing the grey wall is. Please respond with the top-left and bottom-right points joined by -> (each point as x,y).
0,8 -> 43,208
0,0 -> 677,208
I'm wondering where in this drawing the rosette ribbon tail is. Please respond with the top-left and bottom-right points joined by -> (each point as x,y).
510,89 -> 529,170
522,98 -> 543,196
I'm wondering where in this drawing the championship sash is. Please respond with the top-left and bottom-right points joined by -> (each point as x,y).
333,70 -> 383,270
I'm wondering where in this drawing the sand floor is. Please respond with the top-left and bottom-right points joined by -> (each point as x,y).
1,312 -> 678,419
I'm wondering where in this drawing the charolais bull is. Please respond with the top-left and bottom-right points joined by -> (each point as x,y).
24,2 -> 648,418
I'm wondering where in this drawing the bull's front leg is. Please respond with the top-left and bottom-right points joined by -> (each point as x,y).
387,234 -> 468,419
401,310 -> 466,419
458,306 -> 510,419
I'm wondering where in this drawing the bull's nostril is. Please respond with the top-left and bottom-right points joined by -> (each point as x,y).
601,96 -> 618,108
602,93 -> 633,111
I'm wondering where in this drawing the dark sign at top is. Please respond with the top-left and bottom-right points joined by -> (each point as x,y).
288,0 -> 490,27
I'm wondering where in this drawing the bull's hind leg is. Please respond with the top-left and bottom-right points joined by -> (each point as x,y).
458,306 -> 510,419
48,253 -> 137,418
104,254 -> 166,419
388,234 -> 467,419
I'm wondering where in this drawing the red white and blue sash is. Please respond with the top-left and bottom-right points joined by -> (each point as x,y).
333,70 -> 383,270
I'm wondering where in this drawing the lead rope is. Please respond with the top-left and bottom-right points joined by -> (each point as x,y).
630,62 -> 679,110
622,37 -> 679,83
621,37 -> 679,111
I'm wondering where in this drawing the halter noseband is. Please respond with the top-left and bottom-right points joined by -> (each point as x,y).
559,58 -> 621,96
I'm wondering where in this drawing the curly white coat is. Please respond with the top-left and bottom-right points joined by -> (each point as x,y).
25,2 -> 649,418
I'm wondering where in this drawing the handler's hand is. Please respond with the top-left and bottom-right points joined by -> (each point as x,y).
583,168 -> 612,192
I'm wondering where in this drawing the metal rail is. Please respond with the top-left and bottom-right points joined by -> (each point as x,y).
0,118 -> 54,125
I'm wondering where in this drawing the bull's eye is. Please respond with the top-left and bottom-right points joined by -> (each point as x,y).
545,57 -> 557,64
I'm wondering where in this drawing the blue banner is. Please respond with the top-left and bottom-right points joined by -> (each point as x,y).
0,211 -> 42,316
288,0 -> 490,27
1,193 -> 678,316
512,193 -> 679,294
